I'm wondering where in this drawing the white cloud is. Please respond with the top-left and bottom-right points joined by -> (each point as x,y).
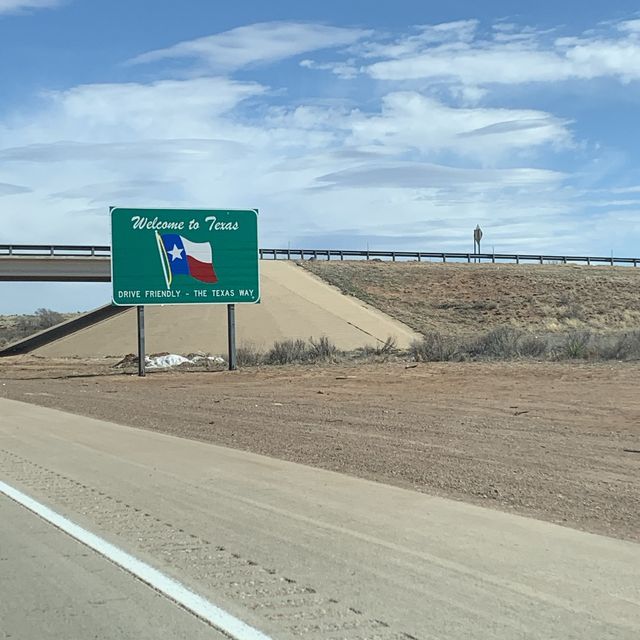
0,0 -> 61,14
360,19 -> 640,86
300,58 -> 359,80
356,20 -> 479,59
262,93 -> 570,162
316,162 -> 564,189
1,77 -> 265,146
345,92 -> 570,160
618,19 -> 640,33
368,47 -> 570,84
130,21 -> 370,71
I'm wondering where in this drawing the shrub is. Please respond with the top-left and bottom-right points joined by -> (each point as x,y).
1,308 -> 67,346
264,339 -> 310,365
354,336 -> 399,361
263,337 -> 340,365
594,331 -> 640,361
561,330 -> 591,359
469,326 -> 524,359
613,331 -> 640,360
364,336 -> 398,356
309,336 -> 339,361
518,334 -> 549,358
34,308 -> 65,329
410,332 -> 460,362
236,344 -> 264,367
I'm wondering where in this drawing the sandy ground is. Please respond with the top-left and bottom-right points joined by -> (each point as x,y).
1,356 -> 639,541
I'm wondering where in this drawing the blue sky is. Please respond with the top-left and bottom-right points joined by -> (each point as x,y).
1,0 -> 640,312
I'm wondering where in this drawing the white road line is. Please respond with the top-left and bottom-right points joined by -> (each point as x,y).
0,480 -> 272,640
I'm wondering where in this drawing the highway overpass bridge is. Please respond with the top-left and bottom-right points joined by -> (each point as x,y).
1,244 -> 640,282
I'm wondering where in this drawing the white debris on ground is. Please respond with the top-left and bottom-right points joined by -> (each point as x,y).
190,354 -> 226,365
113,353 -> 226,369
145,354 -> 191,368
145,354 -> 226,368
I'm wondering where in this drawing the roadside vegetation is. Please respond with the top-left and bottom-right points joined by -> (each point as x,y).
232,328 -> 640,368
409,326 -> 640,362
0,308 -> 74,347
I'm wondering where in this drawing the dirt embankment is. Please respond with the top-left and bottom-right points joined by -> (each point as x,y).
1,356 -> 639,541
302,261 -> 640,336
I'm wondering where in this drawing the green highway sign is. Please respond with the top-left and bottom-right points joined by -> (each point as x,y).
110,208 -> 259,306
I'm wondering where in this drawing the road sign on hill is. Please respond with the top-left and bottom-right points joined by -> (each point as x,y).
110,208 -> 259,306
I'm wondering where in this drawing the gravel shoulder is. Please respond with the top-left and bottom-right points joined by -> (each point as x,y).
1,356 -> 639,541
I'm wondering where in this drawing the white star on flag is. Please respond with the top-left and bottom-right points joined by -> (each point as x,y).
169,244 -> 184,261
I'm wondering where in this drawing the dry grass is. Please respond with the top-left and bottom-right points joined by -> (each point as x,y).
302,260 -> 640,336
232,330 -> 640,369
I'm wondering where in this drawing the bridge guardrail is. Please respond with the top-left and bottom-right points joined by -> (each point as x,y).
1,244 -> 638,266
0,244 -> 111,257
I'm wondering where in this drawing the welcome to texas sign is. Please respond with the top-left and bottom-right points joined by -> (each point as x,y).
110,208 -> 259,306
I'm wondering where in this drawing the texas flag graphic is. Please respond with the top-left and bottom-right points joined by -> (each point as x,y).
157,233 -> 218,287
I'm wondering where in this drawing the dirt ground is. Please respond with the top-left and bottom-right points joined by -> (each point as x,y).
303,260 -> 640,335
1,355 -> 639,541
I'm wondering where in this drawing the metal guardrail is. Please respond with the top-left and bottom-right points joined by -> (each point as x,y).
259,249 -> 640,266
0,244 -> 110,257
1,244 -> 638,266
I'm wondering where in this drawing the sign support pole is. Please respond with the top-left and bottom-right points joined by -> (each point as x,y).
227,304 -> 237,371
137,305 -> 146,377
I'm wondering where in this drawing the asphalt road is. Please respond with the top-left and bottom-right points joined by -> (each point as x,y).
0,397 -> 639,639
0,494 -> 225,640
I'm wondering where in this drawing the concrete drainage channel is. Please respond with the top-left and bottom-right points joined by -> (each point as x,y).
0,449 -> 418,640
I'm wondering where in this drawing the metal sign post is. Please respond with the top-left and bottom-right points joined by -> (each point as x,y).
227,304 -> 237,371
137,305 -> 146,377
